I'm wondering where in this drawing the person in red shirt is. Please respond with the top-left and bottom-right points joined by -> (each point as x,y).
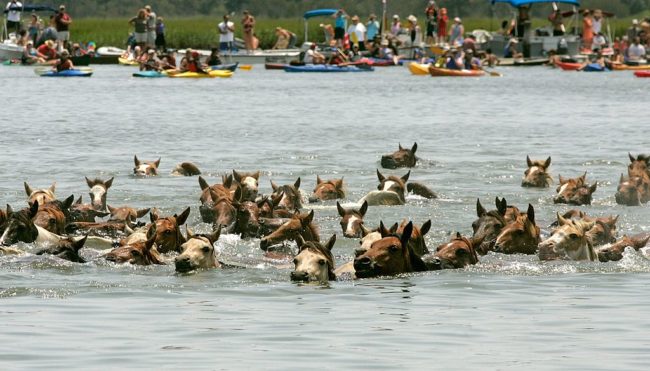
37,39 -> 57,61
437,8 -> 448,44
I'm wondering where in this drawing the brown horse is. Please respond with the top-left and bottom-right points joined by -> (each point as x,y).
85,177 -> 114,211
105,225 -> 164,265
171,162 -> 201,176
233,170 -> 260,201
585,215 -> 618,247
472,197 -> 508,255
406,182 -> 438,199
259,210 -> 319,251
0,203 -> 39,246
521,156 -> 552,187
198,175 -> 234,223
24,181 -> 56,205
270,178 -> 303,211
290,234 -> 337,283
337,201 -> 368,238
32,195 -> 74,235
353,221 -> 428,278
309,176 -> 345,203
627,153 -> 650,178
232,190 -> 270,238
175,228 -> 221,272
553,172 -> 597,205
107,205 -> 150,227
0,207 -> 7,234
133,155 -> 160,176
396,219 -> 432,257
35,235 -> 87,263
538,213 -> 597,261
360,170 -> 410,206
616,173 -> 650,206
381,142 -> 418,169
597,234 -> 650,262
149,207 -> 190,253
494,204 -> 540,255
69,196 -> 110,223
428,232 -> 481,269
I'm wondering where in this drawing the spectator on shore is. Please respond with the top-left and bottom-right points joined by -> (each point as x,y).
366,14 -> 379,43
347,15 -> 366,51
332,8 -> 347,48
55,4 -> 72,52
407,15 -> 420,47
241,10 -> 256,52
425,1 -> 438,44
5,0 -> 22,34
449,17 -> 464,46
218,14 -> 235,53
129,9 -> 148,50
155,17 -> 166,52
437,8 -> 448,43
391,14 -> 401,36
28,13 -> 42,44
144,5 -> 156,50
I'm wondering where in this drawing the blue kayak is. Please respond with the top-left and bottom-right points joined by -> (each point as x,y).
583,63 -> 609,72
283,64 -> 374,73
209,62 -> 239,72
133,71 -> 165,78
40,69 -> 92,77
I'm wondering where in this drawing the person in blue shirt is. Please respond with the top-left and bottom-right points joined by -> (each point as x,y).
366,14 -> 379,42
332,8 -> 347,48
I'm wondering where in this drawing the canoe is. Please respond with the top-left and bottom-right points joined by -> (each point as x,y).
38,69 -> 93,77
583,63 -> 608,72
407,62 -> 430,75
556,61 -> 582,71
611,63 -> 650,71
167,70 -> 233,78
118,57 -> 139,66
283,64 -> 374,72
133,71 -> 165,78
428,66 -> 485,77
210,62 -> 239,72
265,63 -> 287,70
634,71 -> 650,78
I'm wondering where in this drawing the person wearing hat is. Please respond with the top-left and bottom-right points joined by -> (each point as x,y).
346,15 -> 366,51
407,15 -> 420,48
55,4 -> 72,52
21,40 -> 45,65
449,17 -> 464,47
437,8 -> 448,43
627,19 -> 641,42
55,49 -> 74,72
140,49 -> 161,72
391,14 -> 401,36
144,5 -> 157,50
303,43 -> 325,64
366,14 -> 380,43
424,1 -> 438,44
592,9 -> 603,35
36,39 -> 57,61
332,8 -> 347,48
581,9 -> 593,51
5,0 -> 22,35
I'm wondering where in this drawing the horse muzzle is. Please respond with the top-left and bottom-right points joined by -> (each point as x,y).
290,270 -> 310,282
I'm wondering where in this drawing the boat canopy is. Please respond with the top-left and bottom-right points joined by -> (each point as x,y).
303,9 -> 338,20
4,4 -> 57,13
490,0 -> 579,6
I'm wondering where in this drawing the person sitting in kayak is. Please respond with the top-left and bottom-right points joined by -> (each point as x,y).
481,48 -> 500,67
160,51 -> 177,70
205,48 -> 223,66
180,51 -> 208,74
378,39 -> 400,65
504,38 -> 523,60
303,43 -> 325,64
55,50 -> 74,72
140,49 -> 161,71
71,43 -> 85,57
328,47 -> 349,65
445,49 -> 464,70
21,40 -> 46,65
37,40 -> 58,62
463,49 -> 481,70
578,48 -> 610,71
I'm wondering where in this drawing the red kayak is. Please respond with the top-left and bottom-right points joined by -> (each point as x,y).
634,71 -> 650,78
265,63 -> 287,70
556,61 -> 582,71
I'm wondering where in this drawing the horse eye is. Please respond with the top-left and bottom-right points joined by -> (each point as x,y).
389,245 -> 399,252
202,246 -> 210,253
131,249 -> 142,256
164,230 -> 172,235
293,258 -> 298,265
456,249 -> 468,256
318,259 -> 326,265
569,233 -> 578,240
358,240 -> 362,245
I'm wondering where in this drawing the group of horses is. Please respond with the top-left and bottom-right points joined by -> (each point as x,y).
1,145 -> 649,284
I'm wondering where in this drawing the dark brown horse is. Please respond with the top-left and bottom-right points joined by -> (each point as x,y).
36,235 -> 87,263
353,221 -> 427,278
291,234 -> 337,283
259,210 -> 319,251
616,173 -> 650,206
472,197 -> 508,255
32,195 -> 74,235
149,207 -> 190,253
105,225 -> 164,265
337,201 -> 368,238
597,234 -> 650,262
69,196 -> 110,223
0,202 -> 40,245
627,153 -> 650,179
521,155 -> 552,187
85,177 -> 114,211
381,142 -> 418,169
553,172 -> 597,205
133,155 -> 160,176
309,176 -> 345,203
171,162 -> 202,176
428,232 -> 481,269
585,215 -> 618,247
494,204 -> 540,255
270,178 -> 303,211
198,175 -> 234,223
396,219 -> 431,257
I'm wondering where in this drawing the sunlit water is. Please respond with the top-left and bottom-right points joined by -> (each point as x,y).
1,65 -> 649,369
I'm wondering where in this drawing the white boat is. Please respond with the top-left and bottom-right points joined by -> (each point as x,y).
96,46 -> 126,57
2,4 -> 57,61
0,38 -> 22,60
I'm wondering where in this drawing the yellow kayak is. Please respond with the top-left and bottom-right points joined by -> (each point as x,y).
118,57 -> 139,66
408,62 -> 431,75
168,70 -> 233,78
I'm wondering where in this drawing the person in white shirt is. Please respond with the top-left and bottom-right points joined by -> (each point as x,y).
218,14 -> 235,53
5,0 -> 23,34
346,15 -> 366,51
591,32 -> 606,51
627,37 -> 647,64
303,43 -> 325,64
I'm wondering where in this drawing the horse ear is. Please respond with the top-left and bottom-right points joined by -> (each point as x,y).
379,221 -> 389,237
496,197 -> 507,216
150,208 -> 160,222
62,194 -> 74,210
198,176 -> 210,191
270,180 -> 279,192
294,177 -> 301,189
232,169 -> 242,183
325,234 -> 336,251
295,234 -> 305,249
6,204 -> 13,215
154,158 -> 161,168
476,198 -> 486,217
271,191 -> 283,207
75,195 -> 83,205
456,231 -> 462,239
589,182 -> 598,194
209,189 -> 220,203
611,215 -> 619,226
105,177 -> 114,189
29,201 -> 39,218
316,175 -> 323,185
411,142 -> 417,154
48,182 -> 56,194
334,177 -> 344,189
136,208 -> 150,218
634,235 -> 650,249
558,175 -> 566,184
234,185 -> 243,203
134,155 -> 140,166
24,182 -> 33,196
223,174 -> 233,188
85,176 -> 93,188
73,235 -> 88,252
420,220 -> 432,236
303,209 -> 314,225
580,171 -> 587,183
544,156 -> 551,169
400,222 -> 413,250
401,170 -> 410,183
145,226 -> 157,248
176,207 -> 191,226
557,212 -> 568,226
629,152 -> 635,163
376,169 -> 386,182
253,171 -> 261,180
336,201 -> 345,217
527,204 -> 535,225
185,225 -> 194,239
359,201 -> 368,217
360,223 -> 372,237
209,228 -> 221,245
526,155 -> 533,168
619,173 -> 625,184
389,222 -> 398,234
398,143 -> 403,150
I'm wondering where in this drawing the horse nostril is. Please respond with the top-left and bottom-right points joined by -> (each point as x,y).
354,248 -> 366,257
354,256 -> 371,266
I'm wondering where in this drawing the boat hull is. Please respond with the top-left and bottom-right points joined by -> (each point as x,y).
408,62 -> 430,75
428,66 -> 485,77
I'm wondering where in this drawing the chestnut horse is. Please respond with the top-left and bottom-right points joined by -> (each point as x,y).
133,155 -> 160,176
337,201 -> 368,238
381,142 -> 418,169
69,196 -> 110,223
149,207 -> 191,253
24,181 -> 56,205
494,204 -> 540,255
85,177 -> 114,211
175,228 -> 221,272
108,205 -> 150,227
553,172 -> 597,205
233,170 -> 260,201
616,173 -> 650,206
270,178 -> 303,211
32,194 -> 74,235
105,225 -> 164,265
35,235 -> 87,263
198,175 -> 234,223
396,219 -> 432,257
538,213 -> 597,261
360,170 -> 410,206
427,232 -> 481,269
259,210 -> 319,251
597,234 -> 650,262
472,197 -> 508,255
627,153 -> 650,178
521,156 -> 552,187
353,221 -> 428,278
290,234 -> 337,283
171,162 -> 201,176
309,176 -> 345,203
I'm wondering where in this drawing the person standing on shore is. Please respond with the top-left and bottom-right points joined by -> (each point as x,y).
346,15 -> 366,51
55,4 -> 72,52
366,14 -> 379,45
155,17 -> 165,52
449,17 -> 464,47
581,10 -> 593,51
437,8 -> 448,44
5,0 -> 22,34
241,10 -> 256,52
28,13 -> 41,44
129,9 -> 148,50
218,14 -> 235,54
425,1 -> 438,45
144,5 -> 156,50
332,9 -> 347,48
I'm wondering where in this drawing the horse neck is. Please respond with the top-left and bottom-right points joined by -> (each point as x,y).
568,239 -> 597,261
35,226 -> 63,246
301,223 -> 319,242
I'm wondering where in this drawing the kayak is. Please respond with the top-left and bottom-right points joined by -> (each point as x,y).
556,61 -> 583,71
118,57 -> 139,66
583,63 -> 608,72
407,62 -> 430,75
428,66 -> 485,77
167,70 -> 233,78
283,64 -> 374,72
38,69 -> 93,77
611,63 -> 650,71
133,71 -> 165,78
634,71 -> 650,78
265,63 -> 287,70
210,62 -> 239,72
